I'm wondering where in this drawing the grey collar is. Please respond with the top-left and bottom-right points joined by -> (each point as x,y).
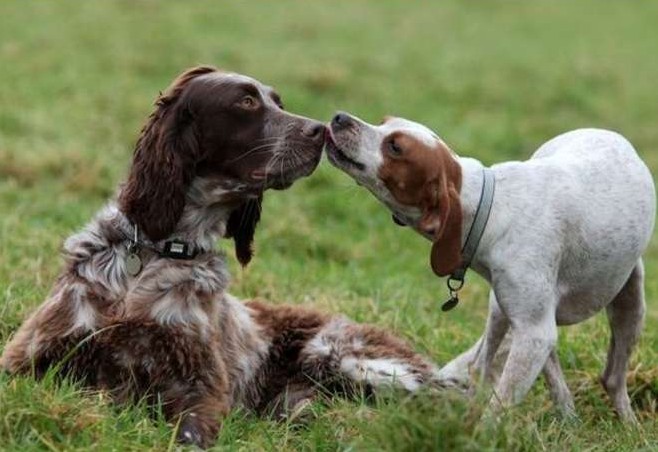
442,167 -> 495,311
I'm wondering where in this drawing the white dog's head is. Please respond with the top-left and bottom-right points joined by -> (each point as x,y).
325,112 -> 464,276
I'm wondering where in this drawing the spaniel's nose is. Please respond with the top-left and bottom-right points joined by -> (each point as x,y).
302,122 -> 326,141
331,112 -> 354,130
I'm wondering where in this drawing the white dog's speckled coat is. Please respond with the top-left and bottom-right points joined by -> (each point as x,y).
328,114 -> 655,421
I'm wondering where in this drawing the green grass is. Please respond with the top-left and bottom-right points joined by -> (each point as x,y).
1,1 -> 657,450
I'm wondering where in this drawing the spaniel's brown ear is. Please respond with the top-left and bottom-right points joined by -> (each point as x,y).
419,151 -> 463,277
119,66 -> 217,241
224,195 -> 263,266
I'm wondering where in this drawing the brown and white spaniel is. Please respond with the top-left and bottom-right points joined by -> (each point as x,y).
0,67 -> 441,448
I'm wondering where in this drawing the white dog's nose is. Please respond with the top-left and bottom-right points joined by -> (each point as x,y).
331,112 -> 354,130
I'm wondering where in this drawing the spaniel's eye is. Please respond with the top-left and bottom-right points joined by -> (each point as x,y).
239,95 -> 259,110
388,140 -> 403,156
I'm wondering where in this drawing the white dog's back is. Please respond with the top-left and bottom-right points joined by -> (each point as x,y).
489,128 -> 655,324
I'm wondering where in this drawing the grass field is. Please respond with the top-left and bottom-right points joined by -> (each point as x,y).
1,1 -> 657,450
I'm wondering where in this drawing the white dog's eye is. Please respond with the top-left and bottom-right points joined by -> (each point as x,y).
387,140 -> 403,156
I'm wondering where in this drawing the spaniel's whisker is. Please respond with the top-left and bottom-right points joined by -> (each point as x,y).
227,143 -> 278,163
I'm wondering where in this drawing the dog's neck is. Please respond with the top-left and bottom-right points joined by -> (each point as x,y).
66,178 -> 242,269
109,201 -> 230,256
457,157 -> 487,245
173,195 -> 235,253
62,196 -> 233,296
125,176 -> 256,252
454,156 -> 499,278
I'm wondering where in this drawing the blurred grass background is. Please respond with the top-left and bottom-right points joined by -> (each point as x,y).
0,1 -> 657,450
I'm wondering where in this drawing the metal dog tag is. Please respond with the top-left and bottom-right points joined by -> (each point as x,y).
126,252 -> 142,277
441,294 -> 459,311
442,277 -> 464,312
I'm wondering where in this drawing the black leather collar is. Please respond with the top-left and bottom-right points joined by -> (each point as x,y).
121,224 -> 199,260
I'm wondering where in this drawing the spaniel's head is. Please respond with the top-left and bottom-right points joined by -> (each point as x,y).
119,66 -> 325,265
326,113 -> 463,276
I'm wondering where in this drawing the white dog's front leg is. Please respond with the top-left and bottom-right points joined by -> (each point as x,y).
438,290 -> 513,390
491,316 -> 557,408
437,336 -> 482,389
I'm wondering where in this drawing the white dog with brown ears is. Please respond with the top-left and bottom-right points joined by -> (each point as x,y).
326,111 -> 655,421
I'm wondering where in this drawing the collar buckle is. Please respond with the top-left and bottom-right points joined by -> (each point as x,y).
161,240 -> 198,259
123,223 -> 199,261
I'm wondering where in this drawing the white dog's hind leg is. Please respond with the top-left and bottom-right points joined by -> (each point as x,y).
542,349 -> 576,418
601,259 -> 645,423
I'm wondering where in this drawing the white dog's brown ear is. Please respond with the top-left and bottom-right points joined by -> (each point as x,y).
428,190 -> 462,276
420,152 -> 463,277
